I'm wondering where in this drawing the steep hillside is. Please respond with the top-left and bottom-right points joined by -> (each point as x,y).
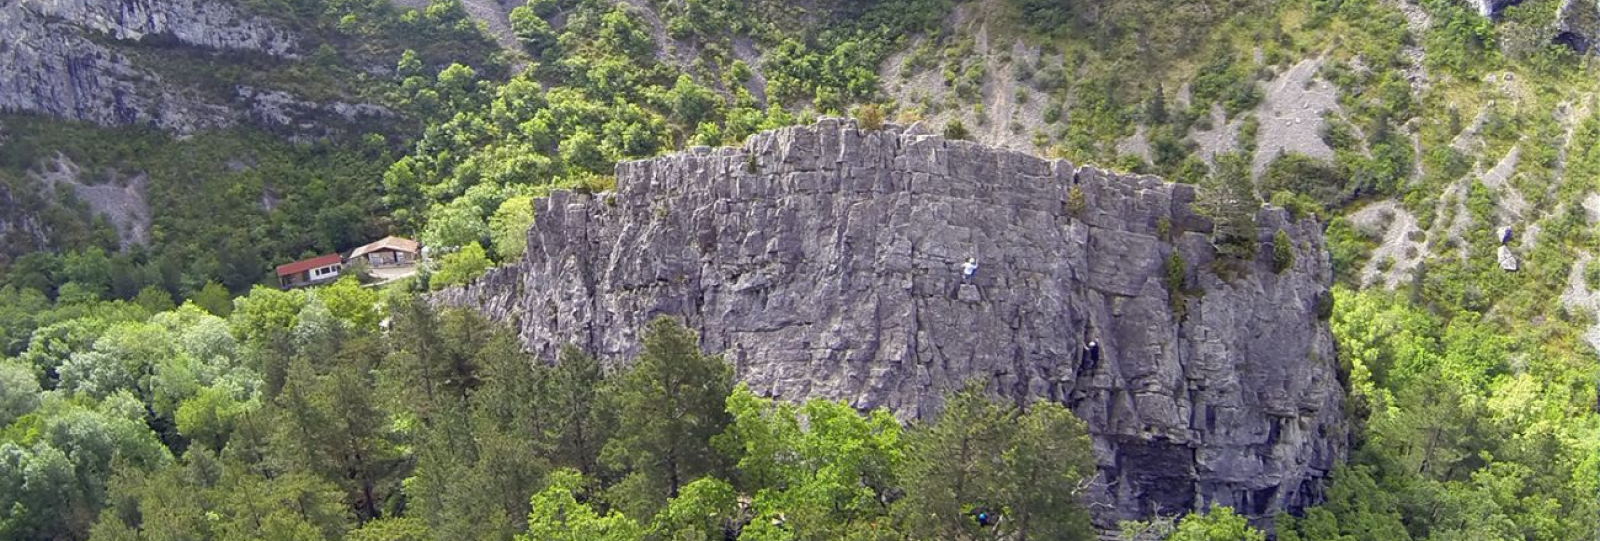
0,0 -> 501,282
0,0 -> 501,133
1,0 -> 1597,538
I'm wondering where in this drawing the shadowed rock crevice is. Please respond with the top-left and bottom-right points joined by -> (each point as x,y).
436,119 -> 1347,528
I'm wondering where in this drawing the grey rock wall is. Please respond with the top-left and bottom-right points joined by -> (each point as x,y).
0,0 -> 386,133
1471,0 -> 1525,17
26,0 -> 297,54
1556,0 -> 1600,53
436,119 -> 1347,528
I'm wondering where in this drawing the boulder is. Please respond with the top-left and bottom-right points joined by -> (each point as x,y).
1499,245 -> 1520,271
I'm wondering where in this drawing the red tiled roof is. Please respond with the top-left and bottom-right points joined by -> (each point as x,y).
275,253 -> 342,277
351,236 -> 420,259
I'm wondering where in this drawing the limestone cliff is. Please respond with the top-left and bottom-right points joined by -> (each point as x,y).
0,0 -> 385,133
436,119 -> 1348,527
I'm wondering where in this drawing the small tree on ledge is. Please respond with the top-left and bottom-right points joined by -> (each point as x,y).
943,118 -> 970,140
1271,229 -> 1295,273
854,103 -> 886,131
1199,153 -> 1260,260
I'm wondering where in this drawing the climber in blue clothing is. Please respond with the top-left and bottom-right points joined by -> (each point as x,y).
962,257 -> 978,283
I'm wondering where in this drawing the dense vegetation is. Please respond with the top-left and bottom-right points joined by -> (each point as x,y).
3,286 -> 1249,541
2,0 -> 1599,538
0,0 -> 500,297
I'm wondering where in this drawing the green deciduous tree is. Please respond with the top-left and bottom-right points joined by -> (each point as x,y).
647,477 -> 737,541
489,196 -> 536,261
316,277 -> 381,331
429,242 -> 492,290
943,118 -> 970,140
1,403 -> 171,540
175,384 -> 254,454
718,385 -> 902,540
510,5 -> 559,56
134,286 -> 175,315
1002,401 -> 1097,540
0,360 -> 40,427
1277,466 -> 1410,541
522,469 -> 644,541
0,285 -> 50,355
191,282 -> 234,318
1271,230 -> 1295,273
1166,507 -> 1264,541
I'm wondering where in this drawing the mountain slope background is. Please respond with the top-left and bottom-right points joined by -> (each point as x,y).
0,0 -> 1596,539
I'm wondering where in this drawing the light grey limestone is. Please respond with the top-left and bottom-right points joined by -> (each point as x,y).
1498,245 -> 1520,271
0,0 -> 387,133
436,119 -> 1347,529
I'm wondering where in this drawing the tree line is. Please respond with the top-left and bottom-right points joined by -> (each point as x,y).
0,279 -> 1266,541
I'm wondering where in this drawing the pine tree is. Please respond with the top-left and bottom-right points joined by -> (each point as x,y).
1146,84 -> 1169,125
1003,402 -> 1096,541
899,381 -> 1097,541
544,346 -> 613,476
897,381 -> 1011,541
1200,153 -> 1260,259
602,317 -> 733,516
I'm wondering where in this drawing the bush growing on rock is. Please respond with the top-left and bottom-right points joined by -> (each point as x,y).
1066,186 -> 1087,216
429,242 -> 491,290
1271,230 -> 1295,273
854,103 -> 886,131
943,118 -> 970,140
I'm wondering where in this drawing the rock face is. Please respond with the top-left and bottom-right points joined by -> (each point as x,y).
0,0 -> 385,133
1556,0 -> 1600,53
436,120 -> 1347,528
1471,0 -> 1525,17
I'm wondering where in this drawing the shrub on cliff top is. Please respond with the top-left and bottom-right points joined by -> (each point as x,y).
854,103 -> 886,131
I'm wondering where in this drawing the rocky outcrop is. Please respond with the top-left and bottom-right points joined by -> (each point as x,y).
25,0 -> 297,55
29,155 -> 151,247
0,0 -> 387,133
1471,0 -> 1525,18
1556,0 -> 1600,53
437,120 -> 1347,528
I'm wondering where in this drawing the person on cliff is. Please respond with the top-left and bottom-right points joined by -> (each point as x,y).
962,257 -> 979,284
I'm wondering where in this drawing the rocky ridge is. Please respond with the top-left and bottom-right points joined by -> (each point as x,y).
0,0 -> 385,133
436,119 -> 1348,528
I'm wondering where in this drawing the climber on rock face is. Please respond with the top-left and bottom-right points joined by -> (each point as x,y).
962,257 -> 978,283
